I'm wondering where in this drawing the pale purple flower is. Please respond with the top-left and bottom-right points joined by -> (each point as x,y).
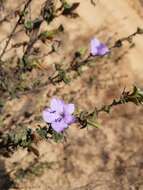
90,38 -> 109,56
43,98 -> 76,133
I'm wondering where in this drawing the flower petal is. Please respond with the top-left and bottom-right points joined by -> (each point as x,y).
42,109 -> 60,123
64,114 -> 76,125
50,98 -> 64,113
90,38 -> 100,56
90,46 -> 98,56
64,103 -> 75,114
91,38 -> 100,47
97,43 -> 109,56
51,119 -> 68,133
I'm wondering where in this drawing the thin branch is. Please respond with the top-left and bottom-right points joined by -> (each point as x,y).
0,0 -> 33,60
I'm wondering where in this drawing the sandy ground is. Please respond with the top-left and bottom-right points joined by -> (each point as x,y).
0,0 -> 143,190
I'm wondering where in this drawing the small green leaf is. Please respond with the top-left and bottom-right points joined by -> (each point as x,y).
52,131 -> 64,142
87,120 -> 101,128
9,125 -> 32,148
78,47 -> 87,56
62,74 -> 70,84
36,127 -> 48,139
24,20 -> 33,30
40,30 -> 55,39
62,2 -> 80,15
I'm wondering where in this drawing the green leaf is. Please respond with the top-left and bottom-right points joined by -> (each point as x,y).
24,20 -> 33,30
62,74 -> 70,84
52,131 -> 64,142
78,47 -> 87,56
87,112 -> 101,128
62,2 -> 80,15
9,125 -> 32,148
36,127 -> 48,139
40,30 -> 55,39
87,120 -> 101,128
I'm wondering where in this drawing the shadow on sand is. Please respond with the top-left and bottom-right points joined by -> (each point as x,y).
0,159 -> 14,190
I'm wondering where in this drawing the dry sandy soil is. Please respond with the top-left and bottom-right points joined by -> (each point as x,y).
0,0 -> 143,190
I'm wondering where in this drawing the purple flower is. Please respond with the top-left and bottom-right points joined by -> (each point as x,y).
90,38 -> 109,56
43,98 -> 76,133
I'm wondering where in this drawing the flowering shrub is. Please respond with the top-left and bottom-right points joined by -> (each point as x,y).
0,0 -> 143,157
